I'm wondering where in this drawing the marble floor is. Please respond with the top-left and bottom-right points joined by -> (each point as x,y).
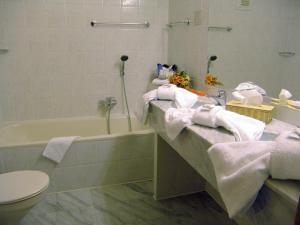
21,181 -> 237,225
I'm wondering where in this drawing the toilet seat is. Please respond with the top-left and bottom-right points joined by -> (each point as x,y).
0,170 -> 49,205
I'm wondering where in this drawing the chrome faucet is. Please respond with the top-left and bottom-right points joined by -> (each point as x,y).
99,97 -> 117,135
99,97 -> 117,111
210,89 -> 227,106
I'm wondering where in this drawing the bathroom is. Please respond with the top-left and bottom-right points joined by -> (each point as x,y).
0,0 -> 299,225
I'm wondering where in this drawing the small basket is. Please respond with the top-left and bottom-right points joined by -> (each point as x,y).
226,100 -> 274,124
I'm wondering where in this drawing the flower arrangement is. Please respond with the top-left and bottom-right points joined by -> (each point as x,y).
205,74 -> 223,86
169,71 -> 191,88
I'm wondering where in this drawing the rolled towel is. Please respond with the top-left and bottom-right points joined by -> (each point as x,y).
271,131 -> 300,180
216,110 -> 265,141
157,84 -> 176,100
42,136 -> 80,163
174,87 -> 198,108
152,78 -> 170,86
192,104 -> 223,128
165,108 -> 195,140
192,105 -> 265,141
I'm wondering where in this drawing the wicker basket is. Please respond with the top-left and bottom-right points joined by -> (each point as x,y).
226,100 -> 274,124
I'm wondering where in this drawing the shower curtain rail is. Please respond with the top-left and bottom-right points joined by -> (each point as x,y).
91,21 -> 150,28
167,19 -> 191,28
208,26 -> 233,32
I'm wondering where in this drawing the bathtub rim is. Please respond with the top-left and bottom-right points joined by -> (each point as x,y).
0,129 -> 154,149
0,115 -> 154,149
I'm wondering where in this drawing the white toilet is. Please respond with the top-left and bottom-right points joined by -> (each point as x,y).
0,170 -> 49,225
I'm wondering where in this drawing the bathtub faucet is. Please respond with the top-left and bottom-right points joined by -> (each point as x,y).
98,97 -> 117,135
99,97 -> 117,111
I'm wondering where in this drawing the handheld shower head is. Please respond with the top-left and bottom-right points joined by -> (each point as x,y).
209,55 -> 217,61
207,55 -> 218,73
121,55 -> 129,62
120,55 -> 129,76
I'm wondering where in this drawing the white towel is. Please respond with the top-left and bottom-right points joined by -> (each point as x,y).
215,110 -> 266,141
136,85 -> 198,124
208,141 -> 276,218
271,131 -> 300,180
135,89 -> 158,124
192,105 -> 265,141
152,78 -> 170,86
192,105 -> 223,128
165,108 -> 195,140
174,87 -> 198,108
42,136 -> 80,163
157,84 -> 176,100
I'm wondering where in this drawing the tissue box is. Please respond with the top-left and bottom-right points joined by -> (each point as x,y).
226,100 -> 274,124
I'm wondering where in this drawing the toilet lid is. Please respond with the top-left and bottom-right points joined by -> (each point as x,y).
0,170 -> 49,204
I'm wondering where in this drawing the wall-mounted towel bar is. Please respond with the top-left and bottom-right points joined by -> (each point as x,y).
208,26 -> 232,32
278,52 -> 296,57
167,19 -> 191,28
0,49 -> 8,53
91,21 -> 150,28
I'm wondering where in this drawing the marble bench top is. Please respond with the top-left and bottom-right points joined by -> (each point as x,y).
150,100 -> 300,207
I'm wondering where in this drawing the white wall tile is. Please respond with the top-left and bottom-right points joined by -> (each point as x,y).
0,0 -> 168,121
168,0 -> 208,89
207,0 -> 300,98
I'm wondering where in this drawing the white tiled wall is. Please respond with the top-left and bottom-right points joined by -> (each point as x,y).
168,0 -> 209,89
279,0 -> 300,99
0,133 -> 155,192
0,0 -> 168,121
208,0 -> 300,98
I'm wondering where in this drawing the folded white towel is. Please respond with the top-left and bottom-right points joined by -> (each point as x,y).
42,136 -> 80,163
152,78 -> 170,86
165,108 -> 195,140
208,141 -> 276,218
192,105 -> 223,128
157,84 -> 176,100
174,87 -> 198,108
271,131 -> 300,180
216,110 -> 266,141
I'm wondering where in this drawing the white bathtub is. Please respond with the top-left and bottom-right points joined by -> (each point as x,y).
0,116 -> 154,192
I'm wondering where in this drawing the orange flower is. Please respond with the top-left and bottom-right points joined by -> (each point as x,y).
169,73 -> 191,88
205,74 -> 222,86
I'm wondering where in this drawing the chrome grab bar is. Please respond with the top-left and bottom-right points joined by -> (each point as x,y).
167,19 -> 191,28
208,26 -> 233,32
278,52 -> 296,57
91,21 -> 150,28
